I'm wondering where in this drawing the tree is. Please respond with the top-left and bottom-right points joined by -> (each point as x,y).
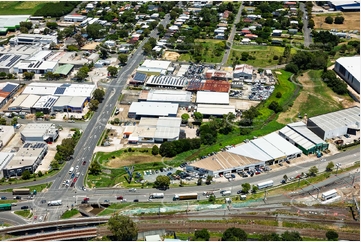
283,174 -> 288,182
93,89 -> 105,102
11,118 -> 18,126
108,213 -> 138,241
89,99 -> 99,111
37,171 -> 43,177
89,161 -> 101,175
285,63 -> 299,74
0,118 -> 6,125
107,66 -> 118,77
46,21 -> 58,29
21,170 -> 31,180
260,232 -> 281,241
251,185 -> 258,193
308,166 -> 318,177
73,34 -> 85,48
193,112 -> 203,122
0,72 -> 6,79
197,177 -> 203,186
118,54 -> 128,65
194,229 -> 210,241
151,145 -> 159,155
326,161 -> 334,172
23,72 -> 35,80
205,175 -> 213,185
268,101 -> 283,113
334,16 -> 344,24
86,23 -> 104,39
181,113 -> 190,124
281,231 -> 302,241
143,43 -> 153,55
326,230 -> 338,241
222,227 -> 247,241
325,16 -> 333,24
208,194 -> 216,203
241,183 -> 251,194
20,21 -> 33,29
99,48 -> 108,59
276,92 -> 282,98
154,175 -> 170,189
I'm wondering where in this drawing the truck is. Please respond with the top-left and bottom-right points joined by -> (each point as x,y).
221,191 -> 231,196
257,180 -> 274,190
173,193 -> 198,200
69,167 -> 74,174
48,200 -> 62,206
149,193 -> 164,199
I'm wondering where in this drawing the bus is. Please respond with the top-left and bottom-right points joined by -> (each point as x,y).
321,189 -> 338,201
257,180 -> 274,190
0,203 -> 12,211
174,193 -> 198,200
12,188 -> 30,195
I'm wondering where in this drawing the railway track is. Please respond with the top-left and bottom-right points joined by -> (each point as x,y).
8,228 -> 98,241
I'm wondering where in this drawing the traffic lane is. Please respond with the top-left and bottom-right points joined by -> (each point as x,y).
0,211 -> 29,225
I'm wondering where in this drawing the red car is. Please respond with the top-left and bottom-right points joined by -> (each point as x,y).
117,196 -> 123,200
83,197 -> 89,202
73,177 -> 78,183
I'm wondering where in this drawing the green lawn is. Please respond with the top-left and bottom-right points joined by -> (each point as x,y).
61,209 -> 79,219
227,45 -> 297,67
14,210 -> 32,218
178,39 -> 225,63
1,183 -> 52,193
0,2 -> 47,15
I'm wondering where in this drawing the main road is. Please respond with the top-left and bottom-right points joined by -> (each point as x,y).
300,2 -> 312,47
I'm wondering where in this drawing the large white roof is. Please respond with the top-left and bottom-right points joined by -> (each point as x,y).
336,56 -> 360,83
196,91 -> 229,105
129,102 -> 179,117
53,96 -> 87,108
133,117 -> 181,140
146,89 -> 191,103
8,94 -> 40,109
32,95 -> 59,109
27,50 -> 53,61
142,60 -> 171,70
196,104 -> 235,116
22,83 -> 96,97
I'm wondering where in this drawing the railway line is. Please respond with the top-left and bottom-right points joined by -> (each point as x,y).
8,228 -> 98,241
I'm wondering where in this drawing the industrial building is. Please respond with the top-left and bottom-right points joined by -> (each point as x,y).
0,126 -> 15,149
279,122 -> 329,155
9,34 -> 58,46
63,14 -> 87,22
196,91 -> 229,105
130,72 -> 148,85
0,82 -> 20,108
0,153 -> 14,178
13,60 -> 58,74
205,69 -> 233,81
52,96 -> 88,113
307,107 -> 360,140
0,15 -> 30,35
2,142 -> 48,178
136,60 -> 172,75
30,95 -> 59,114
22,83 -> 95,98
53,64 -> 75,77
196,104 -> 236,118
328,1 -> 360,11
8,94 -> 40,113
138,89 -> 192,107
334,56 -> 360,93
0,54 -> 23,73
127,117 -> 182,143
233,64 -> 253,80
128,102 -> 179,119
145,75 -> 189,89
20,123 -> 59,143
176,65 -> 190,77
187,79 -> 230,92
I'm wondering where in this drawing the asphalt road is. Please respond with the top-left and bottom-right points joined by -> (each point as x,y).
300,2 -> 312,47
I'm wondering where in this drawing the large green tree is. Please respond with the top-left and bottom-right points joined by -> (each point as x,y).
326,230 -> 338,241
281,231 -> 302,241
222,227 -> 247,241
241,183 -> 251,194
154,175 -> 170,189
194,228 -> 210,241
86,23 -> 104,39
118,54 -> 128,65
107,66 -> 118,77
93,89 -> 105,102
108,213 -> 138,241
89,161 -> 101,175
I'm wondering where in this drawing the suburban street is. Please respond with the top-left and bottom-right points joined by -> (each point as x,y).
300,2 -> 312,47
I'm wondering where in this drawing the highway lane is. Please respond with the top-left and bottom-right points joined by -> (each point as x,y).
0,212 -> 28,225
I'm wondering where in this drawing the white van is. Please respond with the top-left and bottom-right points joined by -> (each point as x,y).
69,167 -> 74,174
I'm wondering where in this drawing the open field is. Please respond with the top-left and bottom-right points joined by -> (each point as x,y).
227,45 -> 297,67
0,2 -> 47,15
312,12 -> 360,31
178,39 -> 225,63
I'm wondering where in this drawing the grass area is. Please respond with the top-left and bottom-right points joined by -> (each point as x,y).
227,45 -> 297,67
178,39 -> 225,63
61,209 -> 79,219
0,200 -> 16,204
14,210 -> 32,218
0,2 -> 46,15
1,182 -> 52,193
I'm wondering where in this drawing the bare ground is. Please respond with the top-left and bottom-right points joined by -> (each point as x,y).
163,51 -> 180,61
106,154 -> 165,168
313,12 -> 360,31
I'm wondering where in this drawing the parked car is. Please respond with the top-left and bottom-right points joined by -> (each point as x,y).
133,199 -> 139,202
104,200 -> 110,203
1,196 -> 6,200
83,161 -> 86,165
167,172 -> 172,176
14,196 -> 21,200
279,163 -> 283,166
21,206 -> 29,210
237,190 -> 243,194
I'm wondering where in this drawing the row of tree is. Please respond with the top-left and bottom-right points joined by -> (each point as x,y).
325,16 -> 345,24
159,138 -> 201,158
321,70 -> 348,95
34,2 -> 79,17
52,129 -> 82,169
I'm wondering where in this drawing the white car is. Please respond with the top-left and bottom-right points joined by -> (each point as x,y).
75,165 -> 79,170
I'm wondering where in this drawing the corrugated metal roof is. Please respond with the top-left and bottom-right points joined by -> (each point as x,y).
196,91 -> 229,105
129,102 -> 178,117
197,104 -> 235,116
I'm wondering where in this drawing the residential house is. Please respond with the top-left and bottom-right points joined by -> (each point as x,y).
288,29 -> 298,34
284,1 -> 297,8
272,30 -> 283,36
244,7 -> 256,13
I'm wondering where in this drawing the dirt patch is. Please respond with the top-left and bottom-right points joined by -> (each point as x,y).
81,42 -> 99,51
163,51 -> 180,61
106,154 -> 164,168
313,12 -> 360,31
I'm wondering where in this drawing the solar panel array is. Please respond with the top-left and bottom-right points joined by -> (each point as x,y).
134,72 -> 147,82
0,54 -> 10,62
54,87 -> 66,95
31,143 -> 46,149
2,84 -> 17,93
23,143 -> 31,148
43,97 -> 58,108
4,55 -> 21,67
60,83 -> 71,88
148,76 -> 188,87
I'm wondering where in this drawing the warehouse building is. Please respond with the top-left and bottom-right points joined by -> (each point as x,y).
187,79 -> 230,92
9,34 -> 58,45
0,153 -> 14,178
2,142 -> 48,178
128,102 -> 178,119
21,123 -> 58,143
0,126 -> 15,149
22,83 -> 95,98
307,107 -> 360,140
0,54 -> 23,73
0,82 -> 20,108
64,14 -> 87,22
196,104 -> 236,118
138,89 -> 192,107
196,91 -> 229,105
176,64 -> 190,77
130,72 -> 148,85
30,95 -> 59,114
13,60 -> 58,74
136,60 -> 172,75
205,69 -> 233,81
145,75 -> 189,89
279,122 -> 329,155
0,15 -> 30,35
52,96 -> 88,113
127,117 -> 182,143
53,64 -> 75,77
233,64 -> 253,80
328,1 -> 360,11
8,94 -> 40,113
334,56 -> 360,93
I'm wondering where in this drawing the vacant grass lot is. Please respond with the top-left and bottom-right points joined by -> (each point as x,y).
14,210 -> 32,218
178,39 -> 225,63
61,209 -> 79,219
227,45 -> 297,67
0,2 -> 47,15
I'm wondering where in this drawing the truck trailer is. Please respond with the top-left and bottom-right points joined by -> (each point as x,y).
48,200 -> 62,206
174,193 -> 198,200
149,193 -> 164,199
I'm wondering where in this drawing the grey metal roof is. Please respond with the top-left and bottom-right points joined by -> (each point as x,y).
129,102 -> 178,116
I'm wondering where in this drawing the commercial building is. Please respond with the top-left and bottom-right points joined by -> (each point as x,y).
21,123 -> 58,143
8,94 -> 40,113
0,15 -> 30,35
187,79 -> 230,92
2,142 -> 48,178
205,69 -> 233,81
64,14 -> 87,22
53,64 -> 74,77
127,117 -> 182,143
307,107 -> 360,140
52,96 -> 88,113
0,153 -> 14,178
145,75 -> 189,89
0,54 -> 23,73
0,82 -> 20,108
128,102 -> 178,119
22,83 -> 95,98
130,72 -> 148,85
9,34 -> 58,46
196,104 -> 236,118
279,122 -> 329,155
196,91 -> 229,105
233,64 -> 253,80
13,60 -> 58,74
31,95 -> 59,114
0,126 -> 15,149
334,56 -> 360,93
328,1 -> 360,11
137,60 -> 172,75
138,89 -> 192,107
